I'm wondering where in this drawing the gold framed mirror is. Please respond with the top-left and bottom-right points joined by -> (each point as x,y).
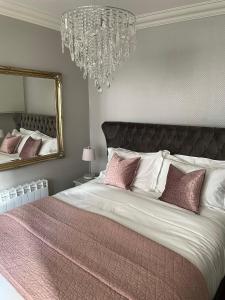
0,66 -> 64,171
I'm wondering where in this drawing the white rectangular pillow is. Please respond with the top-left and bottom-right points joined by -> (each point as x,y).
175,154 -> 225,168
20,128 -> 36,135
106,148 -> 167,192
156,154 -> 225,210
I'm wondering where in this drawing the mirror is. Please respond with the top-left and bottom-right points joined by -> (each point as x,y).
0,66 -> 63,171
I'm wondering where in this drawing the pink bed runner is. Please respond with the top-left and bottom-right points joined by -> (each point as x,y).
0,197 -> 209,300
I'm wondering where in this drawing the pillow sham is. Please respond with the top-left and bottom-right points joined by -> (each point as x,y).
157,154 -> 225,210
0,133 -> 21,154
106,148 -> 167,192
160,164 -> 205,214
19,137 -> 42,159
104,153 -> 141,190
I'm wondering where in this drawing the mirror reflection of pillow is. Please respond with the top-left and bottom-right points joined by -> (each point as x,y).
30,131 -> 58,155
19,137 -> 42,159
0,133 -> 21,154
20,128 -> 36,135
11,129 -> 30,154
39,138 -> 58,155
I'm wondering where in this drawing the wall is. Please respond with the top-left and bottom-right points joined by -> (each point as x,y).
24,77 -> 56,115
0,15 -> 89,193
89,15 -> 225,172
0,75 -> 24,112
0,114 -> 16,136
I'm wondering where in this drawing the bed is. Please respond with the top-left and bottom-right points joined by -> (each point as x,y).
0,121 -> 225,300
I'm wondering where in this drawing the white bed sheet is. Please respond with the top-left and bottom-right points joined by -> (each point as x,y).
1,180 -> 225,299
0,152 -> 20,164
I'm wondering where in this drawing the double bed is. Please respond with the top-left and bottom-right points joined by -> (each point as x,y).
0,121 -> 225,300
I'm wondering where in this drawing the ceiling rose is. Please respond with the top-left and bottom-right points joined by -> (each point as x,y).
61,5 -> 136,92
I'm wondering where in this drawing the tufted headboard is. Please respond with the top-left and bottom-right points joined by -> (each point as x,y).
102,122 -> 225,160
13,113 -> 56,138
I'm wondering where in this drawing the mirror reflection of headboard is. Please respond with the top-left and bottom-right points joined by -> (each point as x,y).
13,113 -> 56,138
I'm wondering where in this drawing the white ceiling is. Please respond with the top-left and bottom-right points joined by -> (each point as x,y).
0,0 -> 224,30
7,0 -> 209,16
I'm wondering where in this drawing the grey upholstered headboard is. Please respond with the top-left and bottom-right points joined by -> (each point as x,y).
13,113 -> 56,138
102,122 -> 225,160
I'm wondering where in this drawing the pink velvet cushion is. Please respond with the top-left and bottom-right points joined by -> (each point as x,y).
160,164 -> 205,214
104,153 -> 141,189
0,133 -> 21,154
19,137 -> 42,159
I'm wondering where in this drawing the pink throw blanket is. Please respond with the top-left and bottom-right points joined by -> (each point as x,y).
0,197 -> 209,300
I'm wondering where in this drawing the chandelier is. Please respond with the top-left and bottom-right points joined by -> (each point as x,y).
61,5 -> 136,92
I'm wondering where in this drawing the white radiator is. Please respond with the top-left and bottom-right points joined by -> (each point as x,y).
0,179 -> 49,213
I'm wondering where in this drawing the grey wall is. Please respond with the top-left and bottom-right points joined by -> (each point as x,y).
89,15 -> 225,172
0,15 -> 90,193
0,114 -> 16,135
24,77 -> 56,115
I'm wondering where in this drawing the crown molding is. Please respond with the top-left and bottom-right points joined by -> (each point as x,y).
136,0 -> 225,29
0,0 -> 224,31
0,0 -> 59,31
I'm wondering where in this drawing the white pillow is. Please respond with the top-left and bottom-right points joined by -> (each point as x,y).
34,131 -> 53,141
106,148 -> 168,192
156,154 -> 225,210
39,138 -> 58,155
20,128 -> 36,135
175,154 -> 225,168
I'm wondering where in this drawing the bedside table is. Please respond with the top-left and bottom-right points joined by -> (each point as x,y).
73,177 -> 94,187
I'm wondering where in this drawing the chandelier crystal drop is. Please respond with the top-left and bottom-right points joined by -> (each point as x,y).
61,6 -> 136,92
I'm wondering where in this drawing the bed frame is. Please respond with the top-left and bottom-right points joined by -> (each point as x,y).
13,113 -> 56,138
102,121 -> 225,300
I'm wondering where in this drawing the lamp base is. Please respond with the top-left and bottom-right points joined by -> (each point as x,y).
83,174 -> 94,180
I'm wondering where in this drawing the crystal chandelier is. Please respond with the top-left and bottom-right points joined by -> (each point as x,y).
61,5 -> 136,92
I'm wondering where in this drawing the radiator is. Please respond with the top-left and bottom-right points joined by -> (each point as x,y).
0,179 -> 49,213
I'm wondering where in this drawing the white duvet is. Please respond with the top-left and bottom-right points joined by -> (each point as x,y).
1,180 -> 225,299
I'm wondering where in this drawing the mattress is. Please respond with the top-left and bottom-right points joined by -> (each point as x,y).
1,179 -> 225,299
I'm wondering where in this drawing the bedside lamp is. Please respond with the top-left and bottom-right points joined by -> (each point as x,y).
82,146 -> 95,179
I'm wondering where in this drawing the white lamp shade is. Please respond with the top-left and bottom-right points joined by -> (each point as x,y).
82,147 -> 95,162
0,129 -> 4,138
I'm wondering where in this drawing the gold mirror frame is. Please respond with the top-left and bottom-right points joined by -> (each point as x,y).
0,66 -> 64,171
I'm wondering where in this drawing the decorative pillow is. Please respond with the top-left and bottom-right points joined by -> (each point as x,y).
11,129 -> 30,154
160,164 -> 205,214
106,148 -> 167,191
19,137 -> 42,159
104,153 -> 141,189
158,154 -> 225,210
0,133 -> 21,154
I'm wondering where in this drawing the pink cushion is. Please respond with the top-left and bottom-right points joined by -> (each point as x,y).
19,137 -> 42,159
0,133 -> 21,154
160,164 -> 205,214
104,153 -> 141,190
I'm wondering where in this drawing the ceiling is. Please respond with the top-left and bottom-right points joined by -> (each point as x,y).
0,0 -> 224,30
8,0 -> 209,16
